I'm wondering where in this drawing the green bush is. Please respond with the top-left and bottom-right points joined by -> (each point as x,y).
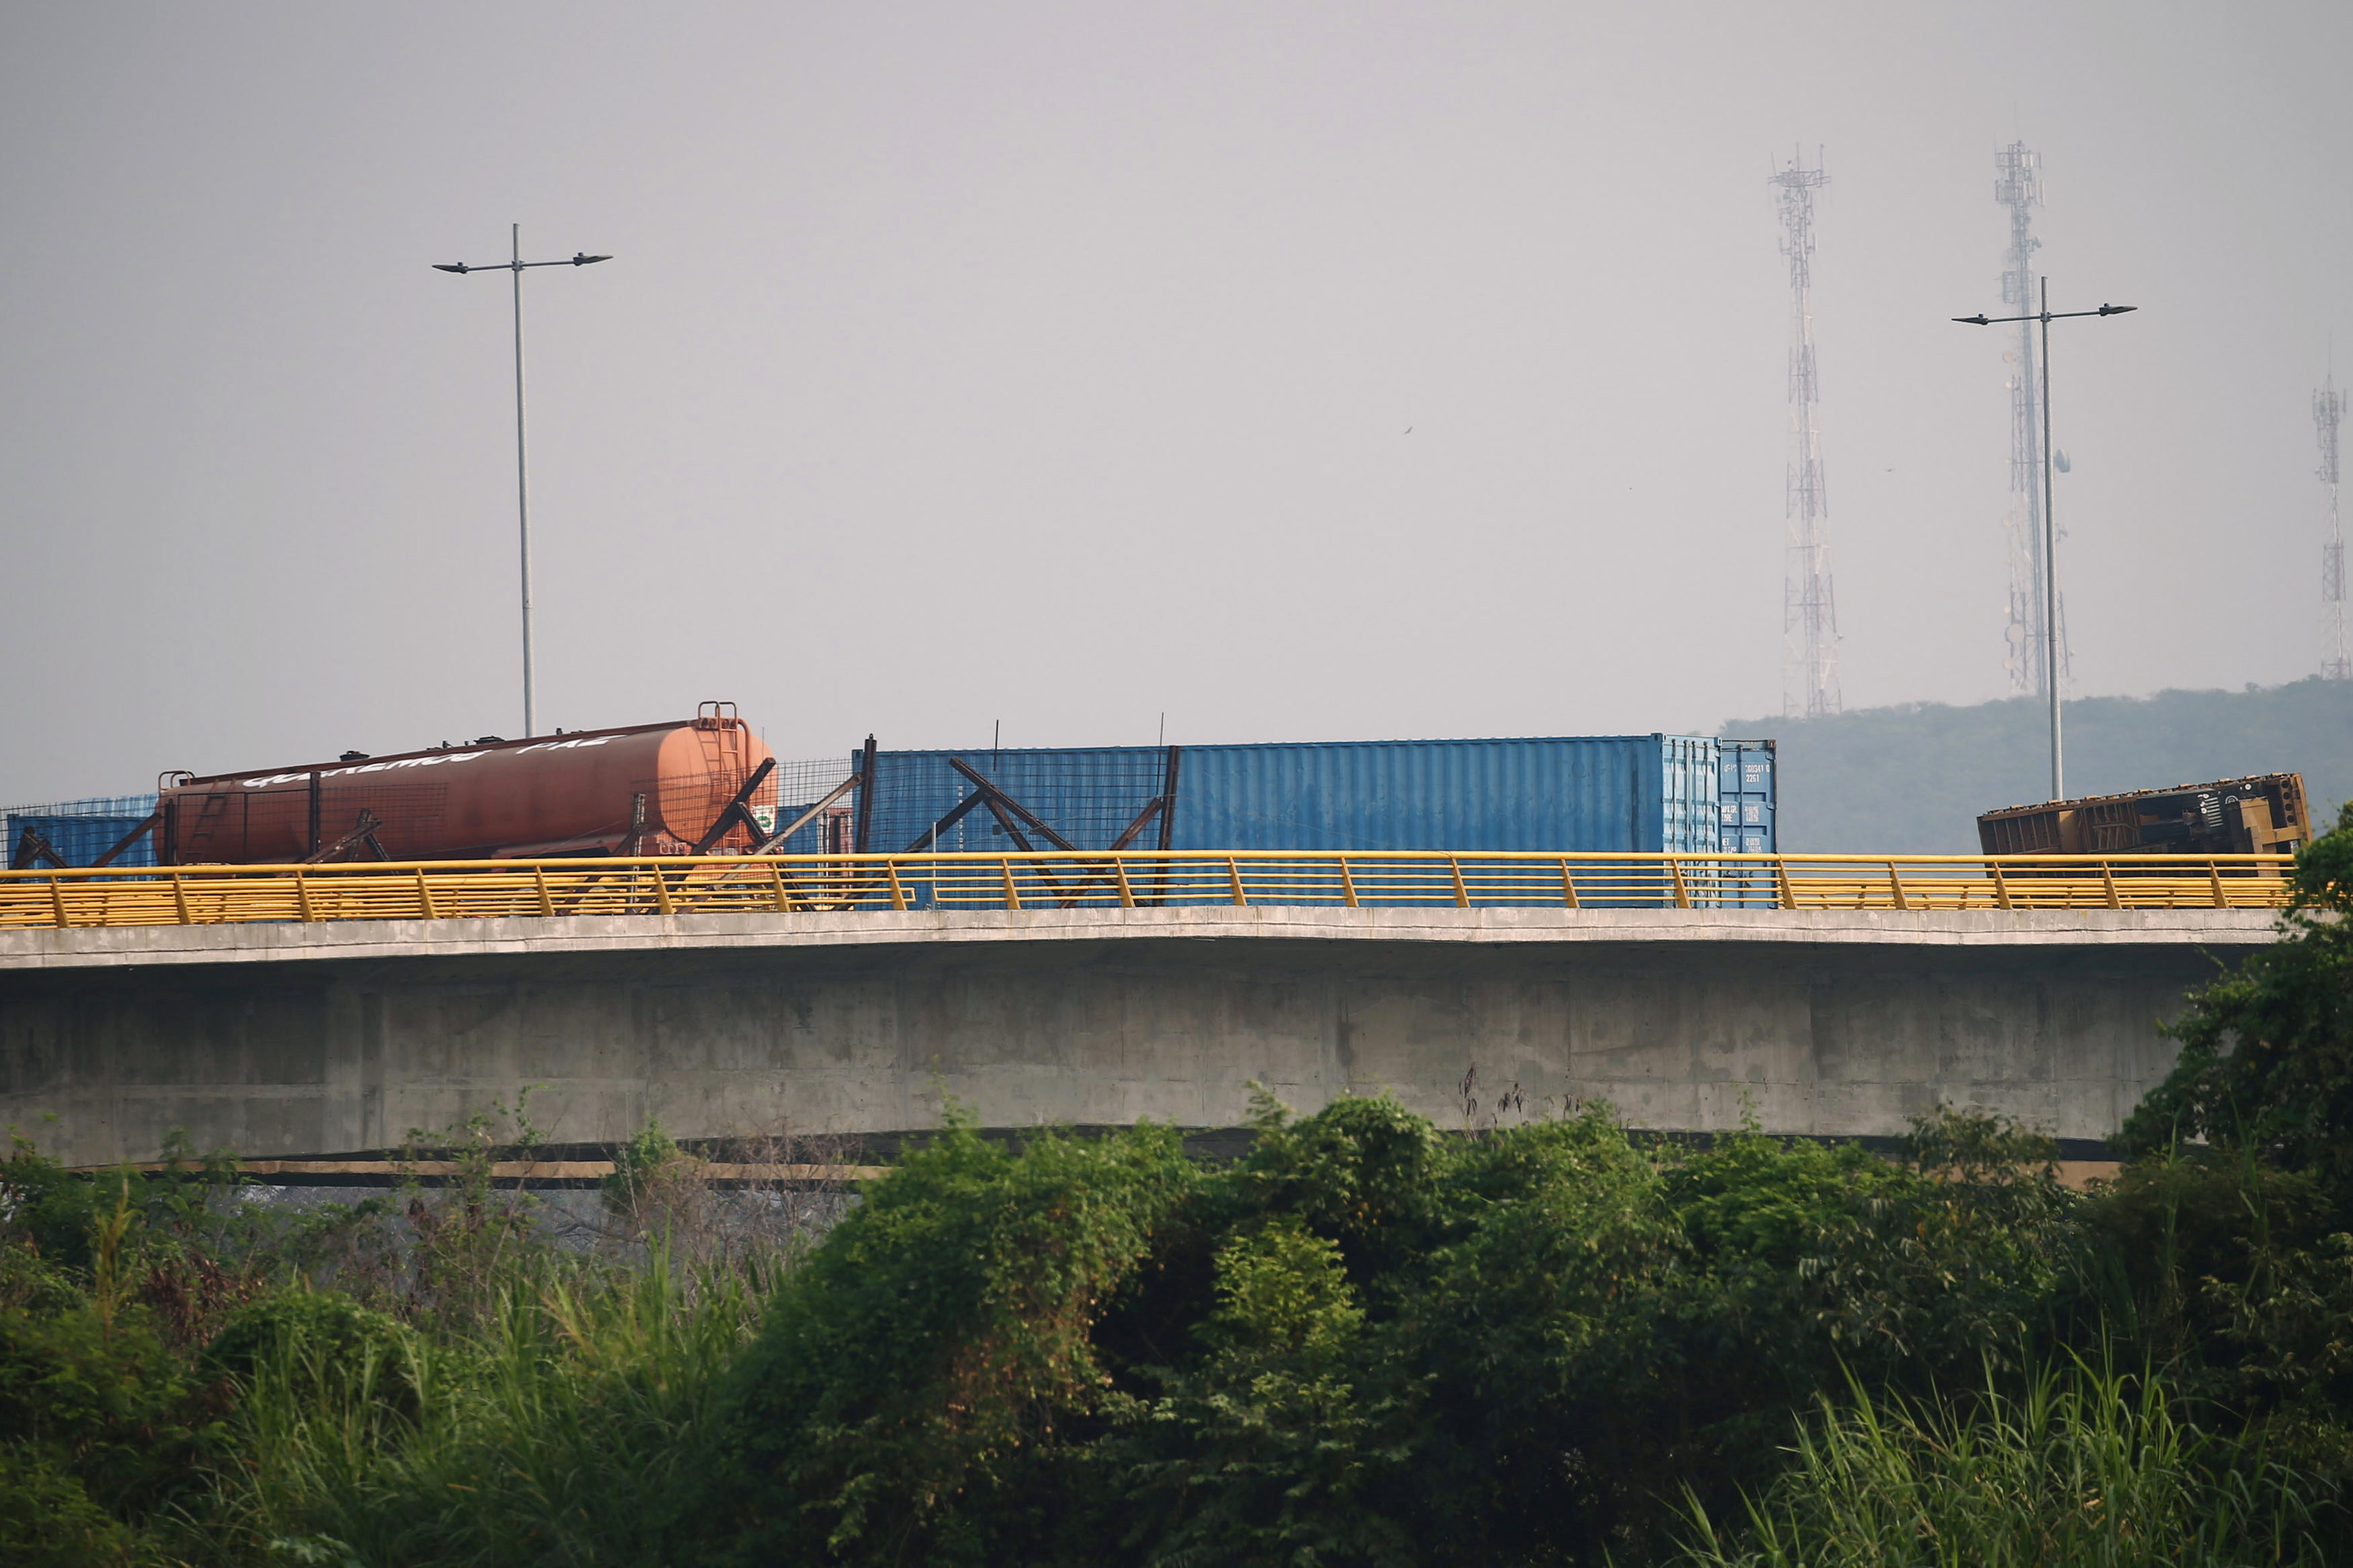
2120,800 -> 2353,1198
0,1138 -> 110,1271
708,1113 -> 1197,1565
0,1177 -> 226,1527
1111,1215 -> 1410,1567
204,1289 -> 420,1424
0,1444 -> 159,1568
1388,1110 -> 1691,1560
679,1098 -> 2106,1566
0,1292 -> 217,1510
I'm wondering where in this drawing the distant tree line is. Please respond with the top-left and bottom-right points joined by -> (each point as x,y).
1722,676 -> 2353,853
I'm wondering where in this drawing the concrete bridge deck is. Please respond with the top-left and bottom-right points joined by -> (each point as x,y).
0,906 -> 2278,1167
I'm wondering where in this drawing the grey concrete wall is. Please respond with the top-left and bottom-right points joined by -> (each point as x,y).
0,907 -> 2276,1166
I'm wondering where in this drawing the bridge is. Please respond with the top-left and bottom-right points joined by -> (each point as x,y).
0,850 -> 2293,1168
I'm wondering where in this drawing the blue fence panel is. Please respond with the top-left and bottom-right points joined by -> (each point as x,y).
853,746 -> 1170,858
5,794 -> 161,868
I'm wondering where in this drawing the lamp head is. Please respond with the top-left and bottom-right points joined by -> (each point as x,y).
432,263 -> 469,274
2096,303 -> 2137,315
1952,314 -> 1991,326
571,253 -> 612,265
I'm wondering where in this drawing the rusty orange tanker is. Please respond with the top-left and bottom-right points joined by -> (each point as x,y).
157,704 -> 779,864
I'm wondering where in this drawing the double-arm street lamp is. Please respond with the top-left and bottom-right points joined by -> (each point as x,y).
1952,280 -> 2137,802
434,226 -> 612,738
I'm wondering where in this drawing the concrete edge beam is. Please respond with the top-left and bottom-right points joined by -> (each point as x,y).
0,904 -> 2285,973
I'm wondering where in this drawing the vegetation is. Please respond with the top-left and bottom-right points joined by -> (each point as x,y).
5,804 -> 2353,1564
1672,1360 -> 2329,1568
1720,675 -> 2353,851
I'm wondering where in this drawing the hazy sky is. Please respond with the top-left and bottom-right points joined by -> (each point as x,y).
3,2 -> 2348,800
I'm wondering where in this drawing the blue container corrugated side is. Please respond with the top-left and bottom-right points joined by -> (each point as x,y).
1169,735 -> 1722,854
854,736 -> 1732,858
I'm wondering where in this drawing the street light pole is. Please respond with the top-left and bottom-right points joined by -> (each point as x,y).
510,224 -> 532,743
434,230 -> 612,737
1952,285 -> 2137,803
2040,278 -> 2059,800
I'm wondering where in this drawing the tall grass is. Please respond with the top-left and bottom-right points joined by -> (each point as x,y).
193,1249 -> 765,1567
1669,1358 -> 2338,1568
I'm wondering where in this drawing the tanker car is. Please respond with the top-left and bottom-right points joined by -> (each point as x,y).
155,704 -> 778,864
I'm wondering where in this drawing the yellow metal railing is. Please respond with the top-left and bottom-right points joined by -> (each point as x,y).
0,851 -> 2298,931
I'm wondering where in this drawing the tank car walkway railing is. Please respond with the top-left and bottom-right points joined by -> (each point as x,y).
0,850 -> 2298,931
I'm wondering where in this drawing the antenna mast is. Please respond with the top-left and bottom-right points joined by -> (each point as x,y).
1994,142 -> 2068,698
2321,372 -> 2349,679
1772,150 -> 1839,718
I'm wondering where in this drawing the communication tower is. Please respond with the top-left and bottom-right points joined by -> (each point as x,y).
2321,372 -> 2348,679
1995,143 -> 2069,697
1772,151 -> 1840,718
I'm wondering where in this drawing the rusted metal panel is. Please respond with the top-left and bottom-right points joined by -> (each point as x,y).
1977,773 -> 2311,857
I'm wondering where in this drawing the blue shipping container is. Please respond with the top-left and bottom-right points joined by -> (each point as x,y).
853,735 -> 1755,858
1170,736 -> 1724,854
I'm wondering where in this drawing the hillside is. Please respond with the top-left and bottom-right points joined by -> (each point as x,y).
1720,678 -> 2353,854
